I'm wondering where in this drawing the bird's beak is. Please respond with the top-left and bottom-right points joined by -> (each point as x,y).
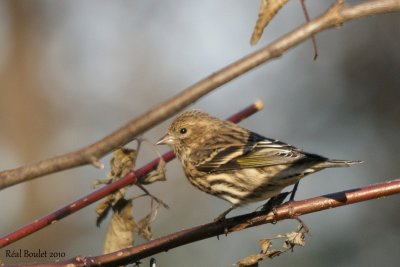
156,133 -> 174,145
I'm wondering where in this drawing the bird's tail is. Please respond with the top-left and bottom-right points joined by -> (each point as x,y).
316,159 -> 363,169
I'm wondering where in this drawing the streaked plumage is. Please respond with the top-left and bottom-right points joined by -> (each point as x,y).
157,110 -> 361,218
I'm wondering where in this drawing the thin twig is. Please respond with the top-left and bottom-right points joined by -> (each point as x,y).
1,0 -> 399,190
300,0 -> 319,60
0,101 -> 263,248
6,179 -> 400,267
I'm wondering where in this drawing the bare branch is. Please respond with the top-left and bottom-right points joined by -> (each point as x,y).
1,0 -> 398,190
7,179 -> 400,267
0,101 -> 263,248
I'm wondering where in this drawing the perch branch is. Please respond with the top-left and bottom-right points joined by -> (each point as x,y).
1,0 -> 399,189
6,179 -> 400,267
0,101 -> 263,248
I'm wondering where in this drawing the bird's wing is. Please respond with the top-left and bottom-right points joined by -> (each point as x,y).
193,132 -> 314,173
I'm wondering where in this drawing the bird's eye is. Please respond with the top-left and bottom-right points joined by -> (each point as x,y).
179,128 -> 187,134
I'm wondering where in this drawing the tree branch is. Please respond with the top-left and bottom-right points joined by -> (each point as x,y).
0,101 -> 263,248
1,0 -> 398,190
7,179 -> 400,267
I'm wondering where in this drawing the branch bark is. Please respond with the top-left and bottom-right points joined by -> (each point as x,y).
1,0 -> 399,190
6,179 -> 400,267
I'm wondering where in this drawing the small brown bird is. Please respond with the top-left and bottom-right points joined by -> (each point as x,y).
157,110 -> 361,220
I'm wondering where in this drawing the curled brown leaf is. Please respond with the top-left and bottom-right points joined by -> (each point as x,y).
250,0 -> 289,45
94,147 -> 137,226
103,198 -> 136,254
139,157 -> 166,185
135,200 -> 161,241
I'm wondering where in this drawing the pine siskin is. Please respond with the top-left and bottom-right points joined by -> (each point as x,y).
157,110 -> 361,220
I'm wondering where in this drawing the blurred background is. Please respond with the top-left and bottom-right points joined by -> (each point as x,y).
0,0 -> 399,266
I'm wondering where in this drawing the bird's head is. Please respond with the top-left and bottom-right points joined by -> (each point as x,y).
156,110 -> 220,152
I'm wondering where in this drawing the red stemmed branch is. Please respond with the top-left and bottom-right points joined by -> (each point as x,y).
6,179 -> 400,267
0,101 -> 264,249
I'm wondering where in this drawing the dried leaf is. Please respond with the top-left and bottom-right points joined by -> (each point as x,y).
259,239 -> 272,254
236,254 -> 264,267
259,239 -> 282,259
110,148 -> 137,178
265,248 -> 282,258
235,220 -> 310,267
95,200 -> 112,227
103,198 -> 136,254
236,238 -> 285,266
136,221 -> 153,241
250,0 -> 289,45
135,200 -> 160,240
93,148 -> 137,188
135,141 -> 169,207
282,231 -> 305,249
93,177 -> 111,188
236,221 -> 309,266
140,158 -> 166,185
94,147 -> 137,226
96,187 -> 127,226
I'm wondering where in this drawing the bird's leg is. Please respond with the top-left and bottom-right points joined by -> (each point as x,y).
259,181 -> 301,216
214,205 -> 236,222
260,192 -> 291,213
289,181 -> 300,202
